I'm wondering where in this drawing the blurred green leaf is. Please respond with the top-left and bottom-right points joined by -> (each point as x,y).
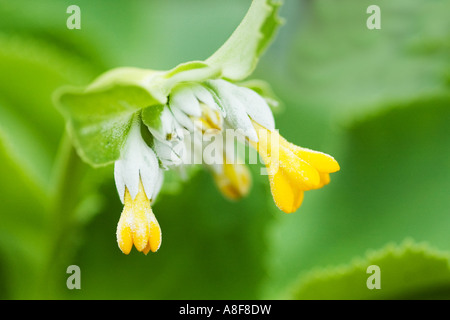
289,240 -> 450,300
206,0 -> 283,81
264,94 -> 450,298
0,99 -> 52,190
0,121 -> 50,298
55,84 -> 150,167
0,31 -> 99,298
0,34 -> 96,173
266,0 -> 450,124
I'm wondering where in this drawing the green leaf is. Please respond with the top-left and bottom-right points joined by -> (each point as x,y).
275,0 -> 450,119
54,84 -> 154,167
206,0 -> 283,81
288,240 -> 450,300
0,33 -> 97,178
0,32 -> 100,298
0,109 -> 52,298
0,140 -> 50,299
141,104 -> 165,134
0,99 -> 52,191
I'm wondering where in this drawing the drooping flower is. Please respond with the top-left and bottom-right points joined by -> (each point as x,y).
250,120 -> 340,213
151,78 -> 339,213
211,157 -> 252,201
116,179 -> 162,254
114,116 -> 163,254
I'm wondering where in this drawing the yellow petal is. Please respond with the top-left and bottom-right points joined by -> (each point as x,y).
129,182 -> 151,252
253,123 -> 321,190
251,122 -> 276,162
309,172 -> 331,190
117,223 -> 133,254
213,161 -> 251,200
289,144 -> 340,173
130,213 -> 150,252
251,120 -> 339,213
117,180 -> 163,255
116,188 -> 133,254
268,165 -> 304,213
319,171 -> 331,186
278,145 -> 321,190
116,197 -> 133,255
143,210 -> 162,254
201,103 -> 222,130
149,219 -> 162,253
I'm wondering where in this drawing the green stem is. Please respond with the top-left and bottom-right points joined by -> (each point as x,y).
36,131 -> 86,298
51,132 -> 84,215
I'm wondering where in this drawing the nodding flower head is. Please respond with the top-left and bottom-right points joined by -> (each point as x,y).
250,121 -> 340,213
116,78 -> 340,254
114,118 -> 163,254
55,0 -> 339,256
149,78 -> 340,213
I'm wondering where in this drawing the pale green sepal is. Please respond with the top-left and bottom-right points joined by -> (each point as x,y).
205,0 -> 283,81
161,61 -> 222,85
54,84 -> 154,167
87,67 -> 164,100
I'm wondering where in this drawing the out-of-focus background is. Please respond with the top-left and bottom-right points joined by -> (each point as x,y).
0,0 -> 449,299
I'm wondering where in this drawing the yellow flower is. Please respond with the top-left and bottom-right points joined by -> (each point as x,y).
116,178 -> 162,255
251,121 -> 340,213
114,117 -> 164,255
212,157 -> 252,200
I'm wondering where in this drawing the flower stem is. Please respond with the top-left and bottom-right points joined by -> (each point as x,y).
36,131 -> 86,298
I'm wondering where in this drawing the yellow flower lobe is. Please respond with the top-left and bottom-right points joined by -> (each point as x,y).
251,121 -> 340,213
116,179 -> 162,254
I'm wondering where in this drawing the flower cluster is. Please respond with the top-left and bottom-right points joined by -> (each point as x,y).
113,79 -> 339,254
55,0 -> 340,255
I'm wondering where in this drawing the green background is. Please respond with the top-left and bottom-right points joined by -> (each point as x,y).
0,0 -> 449,299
